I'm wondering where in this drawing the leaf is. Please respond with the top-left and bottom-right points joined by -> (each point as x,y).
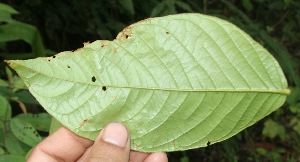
49,117 -> 63,134
0,21 -> 46,58
175,1 -> 192,12
117,0 -> 135,15
6,14 -> 289,152
0,155 -> 25,162
0,79 -> 9,87
262,119 -> 286,140
15,113 -> 51,132
4,122 -> 27,155
0,3 -> 18,15
0,3 -> 18,22
10,118 -> 42,147
0,95 -> 11,121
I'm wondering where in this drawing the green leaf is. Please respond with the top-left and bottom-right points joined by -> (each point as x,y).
0,147 -> 4,155
4,122 -> 26,155
0,79 -> 9,87
12,76 -> 27,91
15,113 -> 51,132
0,21 -> 45,58
0,3 -> 18,22
10,118 -> 42,147
150,2 -> 166,17
0,95 -> 11,121
262,119 -> 286,140
49,117 -> 62,134
0,3 -> 18,15
6,14 -> 289,152
117,0 -> 135,15
0,155 -> 25,162
175,1 -> 192,12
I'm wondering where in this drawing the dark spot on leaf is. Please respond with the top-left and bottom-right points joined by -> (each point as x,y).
125,34 -> 129,39
92,76 -> 96,82
207,141 -> 211,146
166,31 -> 169,34
47,59 -> 50,62
52,55 -> 56,58
67,65 -> 70,68
102,86 -> 107,91
101,45 -> 104,47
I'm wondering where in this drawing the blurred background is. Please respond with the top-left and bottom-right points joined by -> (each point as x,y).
0,0 -> 299,161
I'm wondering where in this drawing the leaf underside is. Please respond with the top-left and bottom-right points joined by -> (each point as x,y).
7,13 -> 289,152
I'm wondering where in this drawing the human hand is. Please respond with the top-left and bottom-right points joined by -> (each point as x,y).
27,122 -> 168,162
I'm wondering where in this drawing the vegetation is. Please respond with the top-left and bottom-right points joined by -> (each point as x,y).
0,0 -> 299,161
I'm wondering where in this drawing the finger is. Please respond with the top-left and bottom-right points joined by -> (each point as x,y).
144,152 -> 168,162
129,151 -> 150,162
27,127 -> 93,162
85,122 -> 130,162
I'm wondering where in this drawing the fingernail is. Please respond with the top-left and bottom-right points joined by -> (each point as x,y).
102,123 -> 128,147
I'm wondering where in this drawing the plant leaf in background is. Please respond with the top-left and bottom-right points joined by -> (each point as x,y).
0,2 -> 46,59
10,118 -> 42,147
0,3 -> 18,22
117,0 -> 135,15
7,14 -> 290,152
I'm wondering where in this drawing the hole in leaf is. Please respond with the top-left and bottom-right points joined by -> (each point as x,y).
125,34 -> 129,39
102,86 -> 107,91
92,76 -> 96,82
52,55 -> 56,58
207,141 -> 211,146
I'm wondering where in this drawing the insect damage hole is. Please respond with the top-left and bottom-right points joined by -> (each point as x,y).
92,76 -> 96,82
102,86 -> 107,91
207,141 -> 211,146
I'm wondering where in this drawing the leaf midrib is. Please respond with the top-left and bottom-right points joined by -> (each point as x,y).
11,61 -> 290,95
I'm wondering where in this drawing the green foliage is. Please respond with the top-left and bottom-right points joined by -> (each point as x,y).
0,3 -> 51,161
8,13 -> 289,152
0,67 -> 51,160
0,3 -> 46,60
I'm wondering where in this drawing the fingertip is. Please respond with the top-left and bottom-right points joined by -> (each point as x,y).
101,122 -> 129,147
144,152 -> 168,162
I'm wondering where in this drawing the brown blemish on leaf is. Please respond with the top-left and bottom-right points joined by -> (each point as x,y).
133,142 -> 138,149
118,25 -> 133,40
102,86 -> 107,91
166,31 -> 169,34
83,41 -> 90,47
172,140 -> 176,148
79,119 -> 88,127
73,47 -> 84,52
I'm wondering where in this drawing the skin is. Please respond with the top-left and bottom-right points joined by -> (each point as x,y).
27,123 -> 168,162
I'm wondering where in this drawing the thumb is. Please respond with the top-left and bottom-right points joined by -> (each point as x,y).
86,123 -> 130,162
